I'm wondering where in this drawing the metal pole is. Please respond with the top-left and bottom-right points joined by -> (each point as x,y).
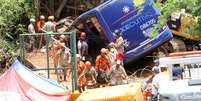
19,34 -> 25,64
19,34 -> 23,63
45,33 -> 50,78
71,32 -> 77,91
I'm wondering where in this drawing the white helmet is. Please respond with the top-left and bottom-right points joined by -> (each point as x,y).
76,54 -> 81,58
30,18 -> 35,22
60,35 -> 65,39
116,60 -> 121,65
40,15 -> 45,19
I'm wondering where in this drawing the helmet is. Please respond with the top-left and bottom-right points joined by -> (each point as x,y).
76,54 -> 81,58
114,30 -> 120,36
80,32 -> 86,37
60,35 -> 65,39
85,61 -> 91,67
116,60 -> 121,65
48,16 -> 54,20
30,18 -> 35,22
40,15 -> 45,20
114,30 -> 119,34
101,48 -> 106,54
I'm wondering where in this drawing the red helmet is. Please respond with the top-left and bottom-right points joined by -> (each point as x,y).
80,32 -> 86,37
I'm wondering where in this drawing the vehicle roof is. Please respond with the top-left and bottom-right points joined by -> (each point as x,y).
74,0 -> 153,24
159,51 -> 201,65
73,0 -> 112,24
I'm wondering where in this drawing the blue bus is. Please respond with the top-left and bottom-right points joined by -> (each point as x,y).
73,0 -> 173,63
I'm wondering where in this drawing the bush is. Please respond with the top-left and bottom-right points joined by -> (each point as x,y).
0,0 -> 34,71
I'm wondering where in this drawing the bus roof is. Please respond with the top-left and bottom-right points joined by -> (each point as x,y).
73,0 -> 112,24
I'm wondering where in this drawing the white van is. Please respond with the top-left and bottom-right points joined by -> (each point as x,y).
158,51 -> 201,101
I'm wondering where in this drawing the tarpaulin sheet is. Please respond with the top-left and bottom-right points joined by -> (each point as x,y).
0,60 -> 71,101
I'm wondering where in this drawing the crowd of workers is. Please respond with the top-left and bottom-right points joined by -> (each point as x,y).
27,15 -> 128,92
27,15 -> 73,52
27,15 -> 187,98
76,30 -> 128,92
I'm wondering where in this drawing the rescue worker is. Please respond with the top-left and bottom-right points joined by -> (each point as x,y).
54,35 -> 66,67
36,15 -> 46,48
114,30 -> 125,64
58,35 -> 71,81
142,75 -> 154,101
77,32 -> 88,61
77,54 -> 86,92
114,30 -> 124,52
28,18 -> 36,52
28,18 -> 36,34
172,64 -> 184,80
107,60 -> 128,86
96,48 -> 111,84
151,65 -> 169,101
78,61 -> 97,89
42,16 -> 56,32
37,15 -> 45,32
152,59 -> 161,73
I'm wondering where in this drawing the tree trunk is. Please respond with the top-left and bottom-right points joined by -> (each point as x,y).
55,0 -> 68,19
34,0 -> 40,18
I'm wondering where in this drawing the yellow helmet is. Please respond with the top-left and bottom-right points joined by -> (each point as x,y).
48,16 -> 54,20
101,48 -> 106,54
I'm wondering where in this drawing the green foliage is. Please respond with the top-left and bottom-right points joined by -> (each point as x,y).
0,0 -> 34,38
154,0 -> 201,36
0,0 -> 34,70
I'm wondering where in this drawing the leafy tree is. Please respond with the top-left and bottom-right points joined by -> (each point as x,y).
0,0 -> 34,38
0,0 -> 34,70
155,0 -> 201,36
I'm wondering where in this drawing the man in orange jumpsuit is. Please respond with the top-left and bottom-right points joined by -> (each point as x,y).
96,48 -> 110,84
37,15 -> 45,32
76,54 -> 86,92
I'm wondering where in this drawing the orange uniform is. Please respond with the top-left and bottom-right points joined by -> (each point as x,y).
36,20 -> 45,32
77,61 -> 86,86
96,55 -> 110,73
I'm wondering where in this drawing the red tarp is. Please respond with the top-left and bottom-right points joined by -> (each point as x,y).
0,60 -> 71,101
